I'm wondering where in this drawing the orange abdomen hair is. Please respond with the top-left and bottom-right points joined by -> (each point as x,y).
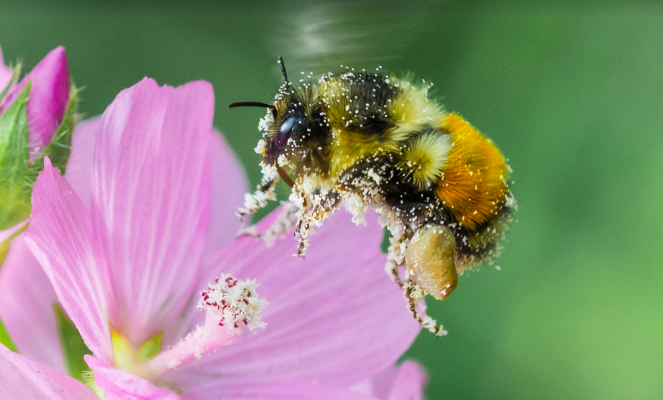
436,114 -> 509,231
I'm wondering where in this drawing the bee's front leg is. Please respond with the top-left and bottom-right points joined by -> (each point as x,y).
237,201 -> 300,246
236,164 -> 279,221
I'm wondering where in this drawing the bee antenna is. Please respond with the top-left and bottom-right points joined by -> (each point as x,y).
228,101 -> 277,119
228,101 -> 275,110
277,56 -> 289,85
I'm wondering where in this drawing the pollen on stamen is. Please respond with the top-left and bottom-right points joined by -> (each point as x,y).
198,274 -> 268,334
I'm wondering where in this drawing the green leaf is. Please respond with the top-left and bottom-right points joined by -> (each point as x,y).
54,303 -> 92,383
0,81 -> 30,181
0,316 -> 18,353
0,82 -> 31,229
27,85 -> 78,179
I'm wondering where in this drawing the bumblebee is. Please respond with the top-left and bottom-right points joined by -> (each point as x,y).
230,58 -> 515,335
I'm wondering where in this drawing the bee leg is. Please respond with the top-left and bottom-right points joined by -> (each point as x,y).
294,218 -> 311,257
237,201 -> 299,246
385,230 -> 410,288
405,280 -> 447,336
402,224 -> 458,336
405,224 -> 458,300
236,174 -> 277,221
294,190 -> 341,257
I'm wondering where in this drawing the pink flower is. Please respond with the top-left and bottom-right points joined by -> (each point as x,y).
0,48 -> 13,91
0,46 -> 70,161
17,78 -> 419,398
0,46 -> 73,229
0,118 -> 98,370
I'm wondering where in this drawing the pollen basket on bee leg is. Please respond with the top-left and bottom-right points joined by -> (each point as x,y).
405,224 -> 458,301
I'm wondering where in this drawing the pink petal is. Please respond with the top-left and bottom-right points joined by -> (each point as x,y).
171,208 -> 420,389
367,362 -> 427,400
24,159 -> 113,361
91,78 -> 213,344
386,361 -> 427,400
0,118 -> 101,371
65,118 -> 100,207
86,356 -> 180,400
204,131 -> 247,255
184,378 -> 379,400
0,233 -> 63,370
67,121 -> 240,246
0,343 -> 97,400
0,47 -> 70,161
0,46 -> 12,92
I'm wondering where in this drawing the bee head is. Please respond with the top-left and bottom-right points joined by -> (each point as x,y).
262,91 -> 324,165
266,57 -> 323,164
230,57 -> 329,178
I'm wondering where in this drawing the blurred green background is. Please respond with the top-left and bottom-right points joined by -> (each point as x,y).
2,1 -> 662,398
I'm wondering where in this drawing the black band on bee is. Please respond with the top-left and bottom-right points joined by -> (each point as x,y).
346,116 -> 396,135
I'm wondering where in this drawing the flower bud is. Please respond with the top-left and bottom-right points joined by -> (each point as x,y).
0,47 -> 77,229
0,49 -> 13,93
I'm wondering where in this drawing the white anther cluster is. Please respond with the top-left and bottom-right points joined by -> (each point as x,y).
198,274 -> 267,334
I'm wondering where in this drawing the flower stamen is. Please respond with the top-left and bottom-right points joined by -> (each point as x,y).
145,274 -> 267,378
198,274 -> 267,334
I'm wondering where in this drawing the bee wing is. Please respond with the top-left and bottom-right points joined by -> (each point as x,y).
266,2 -> 440,73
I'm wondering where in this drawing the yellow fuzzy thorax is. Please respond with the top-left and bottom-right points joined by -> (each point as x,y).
322,76 -> 447,178
436,114 -> 509,231
326,127 -> 398,177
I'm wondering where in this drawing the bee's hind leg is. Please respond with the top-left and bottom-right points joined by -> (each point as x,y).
404,280 -> 447,336
405,224 -> 458,300
402,223 -> 459,336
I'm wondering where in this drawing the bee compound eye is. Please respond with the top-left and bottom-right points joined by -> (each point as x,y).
275,114 -> 299,149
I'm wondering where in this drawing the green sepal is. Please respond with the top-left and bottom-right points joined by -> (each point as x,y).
0,83 -> 78,230
0,82 -> 31,230
0,316 -> 18,353
27,85 -> 78,179
0,64 -> 20,103
54,303 -> 92,383
82,371 -> 106,399
136,331 -> 163,362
